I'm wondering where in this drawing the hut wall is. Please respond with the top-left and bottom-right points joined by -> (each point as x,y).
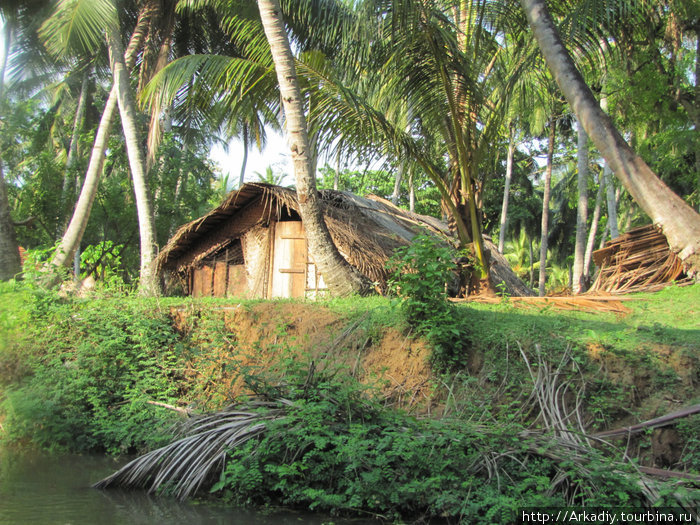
192,265 -> 214,297
242,224 -> 272,298
227,265 -> 247,296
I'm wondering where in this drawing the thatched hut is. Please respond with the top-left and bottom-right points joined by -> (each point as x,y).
157,183 -> 532,298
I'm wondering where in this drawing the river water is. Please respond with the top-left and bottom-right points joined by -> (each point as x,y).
0,448 -> 370,525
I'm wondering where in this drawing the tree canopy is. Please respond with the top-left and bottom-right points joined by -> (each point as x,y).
1,0 -> 698,294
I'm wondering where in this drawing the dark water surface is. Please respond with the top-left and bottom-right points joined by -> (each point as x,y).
0,448 -> 370,525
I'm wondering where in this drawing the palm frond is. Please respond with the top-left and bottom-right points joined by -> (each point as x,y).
94,399 -> 290,500
39,0 -> 118,58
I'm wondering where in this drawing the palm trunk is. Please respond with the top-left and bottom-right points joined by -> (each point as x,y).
539,119 -> 556,297
49,10 -> 151,280
257,0 -> 368,295
106,25 -> 159,296
498,126 -> 515,253
522,0 -> 700,276
599,95 -> 619,240
409,172 -> 415,213
144,3 -> 175,175
604,163 -> 618,239
583,174 -> 605,278
0,22 -> 21,281
600,185 -> 623,248
392,162 -> 403,205
239,131 -> 249,187
59,70 -> 90,236
572,121 -> 589,294
529,235 -> 534,288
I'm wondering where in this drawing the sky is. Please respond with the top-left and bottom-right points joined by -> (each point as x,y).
210,130 -> 294,189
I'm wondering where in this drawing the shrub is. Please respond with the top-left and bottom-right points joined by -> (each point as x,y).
387,234 -> 470,370
2,293 -> 186,454
210,369 -> 668,523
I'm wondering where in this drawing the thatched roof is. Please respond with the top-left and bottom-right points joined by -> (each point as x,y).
157,183 -> 533,295
158,183 -> 449,283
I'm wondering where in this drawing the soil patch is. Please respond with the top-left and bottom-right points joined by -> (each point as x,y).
172,302 -> 436,412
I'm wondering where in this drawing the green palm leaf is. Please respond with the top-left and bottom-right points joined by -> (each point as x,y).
39,0 -> 117,58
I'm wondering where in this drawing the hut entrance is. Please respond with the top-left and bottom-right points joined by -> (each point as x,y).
270,221 -> 326,298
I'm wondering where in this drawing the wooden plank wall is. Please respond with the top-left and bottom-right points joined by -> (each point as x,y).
227,265 -> 247,296
270,221 -> 307,298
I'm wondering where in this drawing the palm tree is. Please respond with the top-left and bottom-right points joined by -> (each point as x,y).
539,117 -> 556,296
256,0 -> 368,295
43,1 -> 153,288
498,124 -> 516,253
572,120 -> 588,294
521,0 -> 700,276
0,16 -> 22,280
106,13 -> 159,295
254,165 -> 286,186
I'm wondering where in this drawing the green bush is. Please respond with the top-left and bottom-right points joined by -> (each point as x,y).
387,234 -> 470,370
2,292 -> 186,454
211,370 -> 665,523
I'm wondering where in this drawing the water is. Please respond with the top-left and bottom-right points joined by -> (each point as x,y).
0,448 -> 368,525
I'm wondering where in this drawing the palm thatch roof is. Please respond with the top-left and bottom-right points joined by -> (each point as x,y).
157,183 -> 533,296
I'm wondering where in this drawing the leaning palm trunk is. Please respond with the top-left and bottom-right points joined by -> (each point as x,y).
257,0 -> 368,296
0,22 -> 22,281
107,25 -> 159,296
48,10 -> 151,283
522,0 -> 700,277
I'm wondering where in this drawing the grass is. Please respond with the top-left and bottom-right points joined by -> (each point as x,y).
1,282 -> 698,449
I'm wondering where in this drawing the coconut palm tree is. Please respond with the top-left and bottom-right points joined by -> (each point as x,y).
572,120 -> 589,294
106,12 -> 159,295
521,0 -> 700,277
256,0 -> 369,295
42,0 -> 155,290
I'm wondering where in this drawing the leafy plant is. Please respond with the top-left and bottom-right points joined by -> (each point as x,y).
1,293 -> 186,454
98,364 -> 678,523
386,234 -> 470,370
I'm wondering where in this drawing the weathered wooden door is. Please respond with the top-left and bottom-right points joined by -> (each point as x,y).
270,221 -> 308,298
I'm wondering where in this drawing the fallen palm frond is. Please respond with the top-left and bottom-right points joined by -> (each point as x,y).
94,399 -> 290,500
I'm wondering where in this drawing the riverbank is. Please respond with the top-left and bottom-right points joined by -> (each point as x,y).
1,282 -> 698,521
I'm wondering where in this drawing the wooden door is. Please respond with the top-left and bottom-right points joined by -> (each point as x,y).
270,221 -> 308,298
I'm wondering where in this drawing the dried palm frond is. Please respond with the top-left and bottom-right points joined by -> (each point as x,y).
94,399 -> 290,500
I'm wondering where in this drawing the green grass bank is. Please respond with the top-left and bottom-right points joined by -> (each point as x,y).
0,282 -> 698,522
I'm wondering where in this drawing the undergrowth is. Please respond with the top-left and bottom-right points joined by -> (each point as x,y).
209,362 -> 689,523
1,279 -> 698,518
0,286 -> 186,454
